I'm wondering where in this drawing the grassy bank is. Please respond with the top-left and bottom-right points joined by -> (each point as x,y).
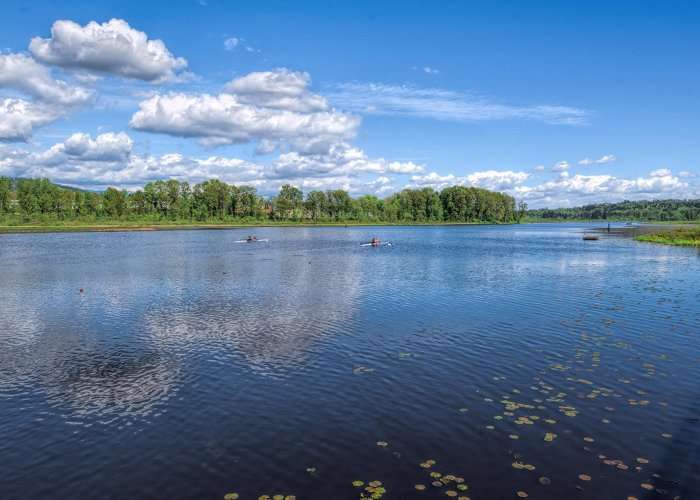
635,227 -> 700,247
0,219 -> 501,234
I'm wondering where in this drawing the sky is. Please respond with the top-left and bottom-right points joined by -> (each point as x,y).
0,0 -> 698,207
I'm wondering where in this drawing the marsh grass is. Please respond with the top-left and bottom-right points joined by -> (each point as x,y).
636,227 -> 700,246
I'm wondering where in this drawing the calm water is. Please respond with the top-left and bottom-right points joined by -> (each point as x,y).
1,224 -> 699,499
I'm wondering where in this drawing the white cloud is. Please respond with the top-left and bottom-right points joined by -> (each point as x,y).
0,53 -> 93,107
422,67 -> 439,75
552,161 -> 569,172
223,38 -> 239,51
678,171 -> 697,179
0,99 -> 63,142
0,133 -> 420,195
0,53 -> 93,141
225,69 -> 327,112
532,165 -> 545,172
407,170 -> 531,192
130,69 -> 361,153
649,168 -> 671,178
515,169 -> 699,207
579,154 -> 616,166
29,19 -> 188,82
326,82 -> 589,125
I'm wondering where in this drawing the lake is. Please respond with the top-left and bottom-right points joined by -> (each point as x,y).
1,224 -> 698,499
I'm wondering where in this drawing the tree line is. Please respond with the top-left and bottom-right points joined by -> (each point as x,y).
526,199 -> 700,221
0,177 -> 526,224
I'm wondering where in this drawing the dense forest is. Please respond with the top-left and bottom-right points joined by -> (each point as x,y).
527,199 -> 700,221
0,177 -> 524,224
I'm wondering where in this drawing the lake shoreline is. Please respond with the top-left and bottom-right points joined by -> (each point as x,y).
1,219 -> 697,235
0,220 -> 510,234
635,226 -> 700,247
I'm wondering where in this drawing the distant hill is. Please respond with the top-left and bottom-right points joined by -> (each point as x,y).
527,199 -> 700,221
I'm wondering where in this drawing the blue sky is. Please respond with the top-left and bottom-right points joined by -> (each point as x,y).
0,0 -> 698,207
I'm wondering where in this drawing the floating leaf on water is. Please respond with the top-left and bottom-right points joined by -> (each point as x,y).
258,496 -> 270,500
517,492 -> 528,498
352,481 -> 364,487
368,480 -> 382,487
430,472 -> 442,478
524,464 -> 536,471
538,477 -> 551,486
617,463 -> 629,470
626,497 -> 638,500
306,467 -> 316,473
583,437 -> 595,442
579,474 -> 591,481
509,434 -> 519,440
273,495 -> 284,500
486,425 -> 495,430
376,441 -> 388,447
285,496 -> 296,500
432,481 -> 443,488
494,416 -> 503,420
641,483 -> 654,491
544,433 -> 557,442
420,462 -> 431,468
445,474 -> 456,481
512,462 -> 524,469
454,477 -> 464,484
415,484 -> 426,491
224,494 -> 239,500
446,491 -> 458,497
636,458 -> 649,464
459,408 -> 469,413
457,484 -> 468,490
661,433 -> 672,438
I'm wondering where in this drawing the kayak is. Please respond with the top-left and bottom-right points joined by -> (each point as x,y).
235,239 -> 269,243
360,242 -> 391,247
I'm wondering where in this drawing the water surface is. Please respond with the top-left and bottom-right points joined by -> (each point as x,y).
1,224 -> 698,499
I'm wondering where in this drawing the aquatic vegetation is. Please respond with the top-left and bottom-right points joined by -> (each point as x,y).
636,227 -> 700,247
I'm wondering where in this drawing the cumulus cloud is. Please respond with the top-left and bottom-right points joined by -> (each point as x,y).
326,82 -> 589,125
0,53 -> 92,106
552,161 -> 569,172
130,68 -> 361,152
225,69 -> 327,112
29,19 -> 187,82
0,132 -> 420,194
579,154 -> 616,166
514,169 -> 699,207
407,170 -> 531,192
0,53 -> 93,141
678,171 -> 697,179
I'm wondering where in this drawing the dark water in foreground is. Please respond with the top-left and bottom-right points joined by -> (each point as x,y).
1,224 -> 699,499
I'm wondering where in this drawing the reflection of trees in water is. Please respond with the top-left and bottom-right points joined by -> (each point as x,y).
145,254 -> 362,370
